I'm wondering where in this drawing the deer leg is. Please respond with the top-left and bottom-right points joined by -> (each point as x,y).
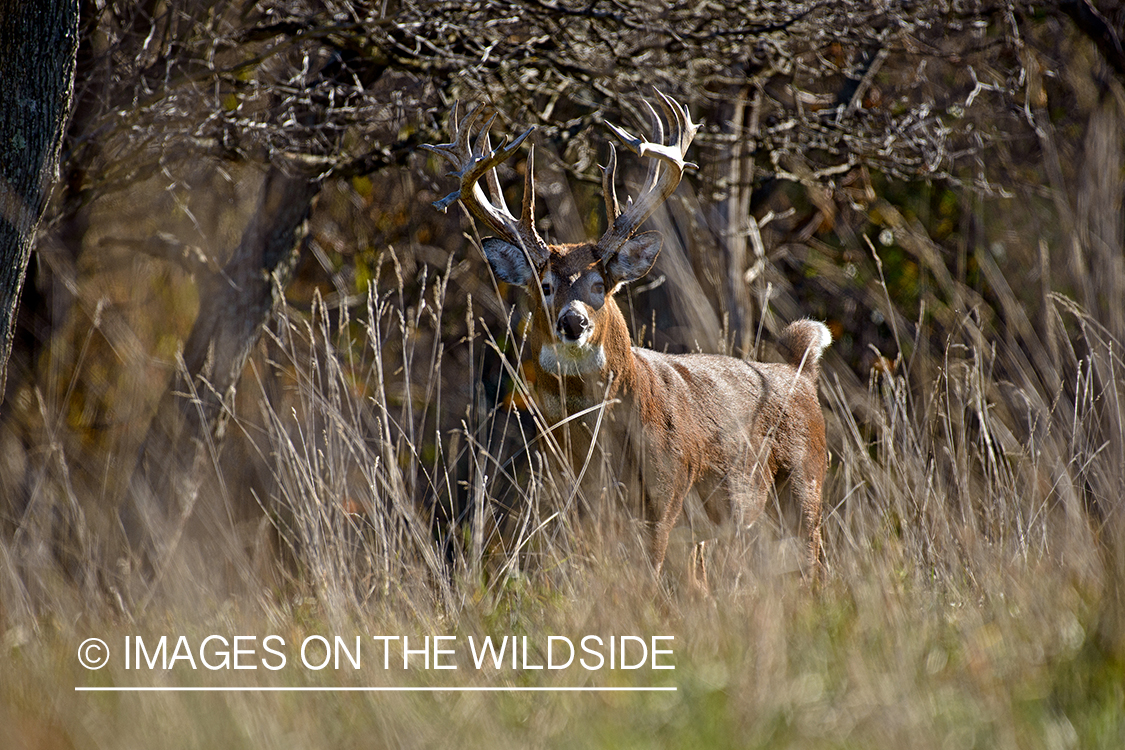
649,465 -> 694,580
716,463 -> 777,577
689,540 -> 710,595
790,460 -> 825,582
727,462 -> 772,530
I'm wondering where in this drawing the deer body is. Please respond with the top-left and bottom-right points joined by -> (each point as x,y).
425,93 -> 829,581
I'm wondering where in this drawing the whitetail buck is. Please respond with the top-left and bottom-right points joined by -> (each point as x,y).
424,92 -> 830,583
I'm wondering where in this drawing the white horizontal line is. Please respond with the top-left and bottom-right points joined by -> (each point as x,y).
75,686 -> 677,693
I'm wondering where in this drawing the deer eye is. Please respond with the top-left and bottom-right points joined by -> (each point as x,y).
541,281 -> 554,297
591,280 -> 605,296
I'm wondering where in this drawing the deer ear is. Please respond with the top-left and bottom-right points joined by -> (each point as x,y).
481,237 -> 536,286
605,231 -> 662,285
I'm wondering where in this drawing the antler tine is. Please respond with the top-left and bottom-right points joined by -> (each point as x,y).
600,144 -> 621,223
642,99 -> 664,193
656,88 -> 699,164
423,103 -> 477,169
471,111 -> 510,207
422,102 -> 548,267
480,128 -> 507,210
520,146 -> 539,238
598,91 -> 700,262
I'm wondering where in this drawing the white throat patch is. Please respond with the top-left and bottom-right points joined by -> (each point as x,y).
539,342 -> 606,376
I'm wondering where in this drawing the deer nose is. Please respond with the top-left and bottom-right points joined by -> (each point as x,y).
557,308 -> 589,342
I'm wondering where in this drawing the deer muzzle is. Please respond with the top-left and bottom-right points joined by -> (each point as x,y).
557,306 -> 590,343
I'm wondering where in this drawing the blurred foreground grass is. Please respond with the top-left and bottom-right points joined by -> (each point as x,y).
2,553 -> 1121,749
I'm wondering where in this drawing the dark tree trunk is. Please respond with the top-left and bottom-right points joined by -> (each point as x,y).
0,0 -> 79,405
123,165 -> 321,559
9,0 -> 154,403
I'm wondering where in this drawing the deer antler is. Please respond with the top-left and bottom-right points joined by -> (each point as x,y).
422,103 -> 549,269
597,90 -> 700,263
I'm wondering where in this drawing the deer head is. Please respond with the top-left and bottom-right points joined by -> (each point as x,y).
424,92 -> 699,381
